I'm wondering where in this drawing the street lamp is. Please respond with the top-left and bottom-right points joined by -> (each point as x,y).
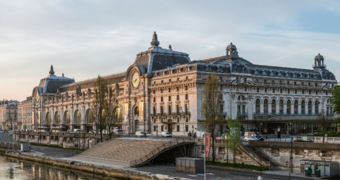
180,107 -> 184,137
290,136 -> 293,174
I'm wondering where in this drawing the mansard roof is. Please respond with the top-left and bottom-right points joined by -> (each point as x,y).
132,32 -> 190,75
196,43 -> 336,81
59,72 -> 125,92
36,65 -> 75,94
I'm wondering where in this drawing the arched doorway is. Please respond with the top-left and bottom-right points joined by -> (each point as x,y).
64,111 -> 70,130
74,110 -> 81,129
46,112 -> 51,128
86,109 -> 94,132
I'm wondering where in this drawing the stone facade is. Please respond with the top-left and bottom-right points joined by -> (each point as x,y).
17,97 -> 33,130
25,32 -> 337,135
0,100 -> 19,130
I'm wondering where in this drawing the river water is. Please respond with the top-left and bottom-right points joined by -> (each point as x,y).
0,153 -> 123,180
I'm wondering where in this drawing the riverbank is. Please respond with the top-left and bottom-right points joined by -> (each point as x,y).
5,151 -> 153,180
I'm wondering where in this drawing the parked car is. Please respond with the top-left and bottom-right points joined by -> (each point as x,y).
161,132 -> 172,137
244,131 -> 264,141
67,130 -> 74,133
244,136 -> 259,142
73,129 -> 82,133
114,129 -> 123,135
294,136 -> 313,142
135,131 -> 147,137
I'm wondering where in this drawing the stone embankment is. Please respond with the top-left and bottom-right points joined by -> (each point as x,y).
5,151 -> 154,180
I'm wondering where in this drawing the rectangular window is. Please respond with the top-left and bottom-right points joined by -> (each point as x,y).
279,81 -> 282,85
169,88 -> 171,92
161,89 -> 163,93
316,91 -> 318,95
153,90 -> 155,94
272,80 -> 274,84
288,89 -> 290,94
294,81 -> 296,85
154,126 -> 156,131
153,106 -> 156,114
185,94 -> 188,100
185,104 -> 189,113
185,125 -> 188,132
309,90 -> 311,95
176,105 -> 180,114
169,79 -> 171,82
257,88 -> 259,92
161,97 -> 163,102
256,79 -> 258,82
177,125 -> 180,131
161,125 -> 164,131
168,105 -> 171,114
302,90 -> 304,94
265,88 -> 267,93
264,80 -> 267,83
160,106 -> 164,114
280,89 -> 283,93
177,78 -> 179,81
169,96 -> 171,101
153,97 -> 156,102
315,83 -> 317,87
287,81 -> 289,85
273,89 -> 275,93
177,87 -> 179,91
185,86 -> 188,90
177,95 -> 179,100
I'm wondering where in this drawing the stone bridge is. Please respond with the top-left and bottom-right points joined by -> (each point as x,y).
68,138 -> 195,167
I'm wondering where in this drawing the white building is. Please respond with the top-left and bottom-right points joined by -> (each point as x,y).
30,32 -> 337,135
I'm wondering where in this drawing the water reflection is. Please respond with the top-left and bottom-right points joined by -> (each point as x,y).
0,153 -> 124,180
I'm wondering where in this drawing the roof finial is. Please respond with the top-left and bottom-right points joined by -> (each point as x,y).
169,44 -> 172,50
49,65 -> 55,75
150,31 -> 160,47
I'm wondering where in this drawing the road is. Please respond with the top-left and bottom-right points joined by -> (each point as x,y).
135,164 -> 325,180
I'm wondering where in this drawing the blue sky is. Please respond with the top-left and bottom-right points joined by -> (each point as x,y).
0,0 -> 340,100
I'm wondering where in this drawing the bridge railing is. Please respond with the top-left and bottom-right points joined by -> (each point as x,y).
130,137 -> 195,167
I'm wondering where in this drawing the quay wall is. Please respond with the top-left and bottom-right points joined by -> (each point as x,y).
5,152 -> 154,180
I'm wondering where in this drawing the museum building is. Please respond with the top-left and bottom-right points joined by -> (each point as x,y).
30,32 -> 337,135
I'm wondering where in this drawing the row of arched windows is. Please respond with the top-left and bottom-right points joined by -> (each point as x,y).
44,108 -> 123,126
255,99 -> 319,114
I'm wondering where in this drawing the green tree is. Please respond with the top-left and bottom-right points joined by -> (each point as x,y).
331,85 -> 340,128
104,86 -> 118,139
92,75 -> 108,142
201,72 -> 225,163
225,117 -> 241,164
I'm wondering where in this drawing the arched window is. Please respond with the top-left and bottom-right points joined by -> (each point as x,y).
55,112 -> 60,125
315,101 -> 319,114
272,100 -> 276,114
308,101 -> 312,114
301,101 -> 305,114
134,106 -> 139,116
86,109 -> 93,124
46,112 -> 51,126
287,100 -> 291,114
114,107 -> 123,123
264,99 -> 268,114
74,110 -> 81,124
256,99 -> 260,113
64,111 -> 70,124
279,100 -> 283,114
294,100 -> 298,114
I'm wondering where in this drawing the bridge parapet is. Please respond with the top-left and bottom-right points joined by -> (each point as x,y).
249,141 -> 340,150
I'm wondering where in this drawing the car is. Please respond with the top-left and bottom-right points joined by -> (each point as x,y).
73,129 -> 82,133
244,136 -> 259,142
161,132 -> 172,137
294,136 -> 313,142
135,131 -> 147,137
67,130 -> 74,133
114,129 -> 123,135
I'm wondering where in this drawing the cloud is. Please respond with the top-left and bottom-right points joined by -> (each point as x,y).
0,0 -> 339,100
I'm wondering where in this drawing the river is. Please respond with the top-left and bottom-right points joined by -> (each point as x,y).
0,153 -> 124,180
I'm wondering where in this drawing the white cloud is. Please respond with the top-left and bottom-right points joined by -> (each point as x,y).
0,0 -> 339,100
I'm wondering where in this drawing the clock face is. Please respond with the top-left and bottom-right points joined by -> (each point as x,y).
132,72 -> 140,88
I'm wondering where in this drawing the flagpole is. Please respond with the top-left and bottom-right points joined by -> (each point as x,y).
204,132 -> 206,180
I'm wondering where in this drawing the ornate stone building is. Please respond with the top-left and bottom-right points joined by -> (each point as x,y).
0,100 -> 19,130
17,97 -> 33,130
30,32 -> 337,135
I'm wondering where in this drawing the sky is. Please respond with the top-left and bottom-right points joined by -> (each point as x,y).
1,0 -> 340,101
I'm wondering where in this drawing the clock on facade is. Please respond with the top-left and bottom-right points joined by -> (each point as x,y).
132,72 -> 140,88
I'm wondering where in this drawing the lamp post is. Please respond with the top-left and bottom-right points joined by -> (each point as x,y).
180,107 -> 184,137
290,136 -> 293,174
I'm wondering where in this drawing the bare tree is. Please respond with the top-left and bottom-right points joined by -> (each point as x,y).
317,110 -> 332,143
201,72 -> 225,163
91,75 -> 108,142
104,86 -> 118,139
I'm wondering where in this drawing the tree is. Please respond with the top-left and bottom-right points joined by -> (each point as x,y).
200,72 -> 225,163
225,117 -> 241,164
331,85 -> 340,129
104,86 -> 118,139
317,110 -> 332,143
92,75 -> 108,142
